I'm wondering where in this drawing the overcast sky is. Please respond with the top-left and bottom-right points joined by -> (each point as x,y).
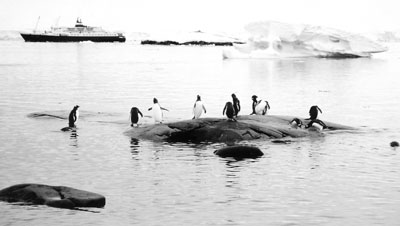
1,0 -> 399,33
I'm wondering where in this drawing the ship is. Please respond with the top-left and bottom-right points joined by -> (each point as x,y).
20,18 -> 126,42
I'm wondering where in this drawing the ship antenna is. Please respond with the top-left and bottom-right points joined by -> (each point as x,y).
55,16 -> 60,27
34,16 -> 40,34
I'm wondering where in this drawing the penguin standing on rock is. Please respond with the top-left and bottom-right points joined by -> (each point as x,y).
223,102 -> 236,121
193,95 -> 207,119
130,107 -> 143,127
148,98 -> 169,123
231,93 -> 241,117
307,105 -> 322,120
251,95 -> 270,115
68,105 -> 79,128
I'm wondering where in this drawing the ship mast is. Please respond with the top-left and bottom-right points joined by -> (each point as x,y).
34,16 -> 40,34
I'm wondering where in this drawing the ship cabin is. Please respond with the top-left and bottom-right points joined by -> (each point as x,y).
75,18 -> 87,28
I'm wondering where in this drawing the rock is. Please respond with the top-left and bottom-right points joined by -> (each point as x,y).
27,111 -> 68,119
61,127 -> 75,132
390,141 -> 399,147
140,40 -> 238,46
271,139 -> 293,144
124,115 -> 354,143
214,145 -> 264,158
0,184 -> 105,209
139,30 -> 245,46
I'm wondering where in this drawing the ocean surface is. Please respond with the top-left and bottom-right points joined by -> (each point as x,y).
0,40 -> 400,225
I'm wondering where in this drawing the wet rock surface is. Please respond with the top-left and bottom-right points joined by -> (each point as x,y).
0,184 -> 106,209
124,115 -> 354,143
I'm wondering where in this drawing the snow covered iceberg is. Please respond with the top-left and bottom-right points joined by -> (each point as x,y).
223,21 -> 387,58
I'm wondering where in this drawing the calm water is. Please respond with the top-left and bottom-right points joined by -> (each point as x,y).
0,41 -> 400,225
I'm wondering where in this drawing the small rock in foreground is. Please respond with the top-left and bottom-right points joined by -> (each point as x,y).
0,184 -> 105,209
214,145 -> 264,159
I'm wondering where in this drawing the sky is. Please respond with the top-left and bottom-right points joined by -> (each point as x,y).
1,0 -> 399,33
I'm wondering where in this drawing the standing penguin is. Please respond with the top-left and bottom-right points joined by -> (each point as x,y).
68,105 -> 79,128
251,95 -> 270,115
251,95 -> 259,115
148,98 -> 169,123
130,107 -> 143,127
193,95 -> 207,119
231,93 -> 241,117
256,101 -> 270,115
223,102 -> 236,121
308,105 -> 322,120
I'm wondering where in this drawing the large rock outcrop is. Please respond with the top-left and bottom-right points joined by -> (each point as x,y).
124,115 -> 354,143
0,184 -> 106,209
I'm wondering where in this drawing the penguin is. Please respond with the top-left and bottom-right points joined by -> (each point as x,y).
307,105 -> 322,120
231,93 -> 241,117
251,95 -> 258,115
193,95 -> 207,119
68,105 -> 79,128
290,118 -> 303,129
251,95 -> 270,115
255,101 -> 270,115
130,107 -> 143,127
223,102 -> 236,121
148,98 -> 169,123
305,119 -> 327,131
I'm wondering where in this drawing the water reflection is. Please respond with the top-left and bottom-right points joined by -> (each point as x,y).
69,129 -> 78,147
130,138 -> 140,158
223,158 -> 261,188
306,134 -> 327,170
224,160 -> 242,188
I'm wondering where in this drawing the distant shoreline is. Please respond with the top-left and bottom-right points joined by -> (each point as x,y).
140,40 -> 245,46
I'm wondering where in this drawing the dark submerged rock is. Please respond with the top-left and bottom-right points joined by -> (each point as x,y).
390,141 -> 399,147
0,184 -> 105,209
214,146 -> 264,158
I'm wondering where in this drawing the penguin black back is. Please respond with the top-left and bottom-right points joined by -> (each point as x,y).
231,93 -> 240,116
223,102 -> 235,120
308,105 -> 322,120
130,107 -> 143,127
68,105 -> 79,127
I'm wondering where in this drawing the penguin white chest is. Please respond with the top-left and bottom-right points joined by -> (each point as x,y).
255,101 -> 266,115
193,101 -> 204,119
152,104 -> 163,123
75,109 -> 79,123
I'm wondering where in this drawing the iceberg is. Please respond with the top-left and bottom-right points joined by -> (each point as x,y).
223,21 -> 387,59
